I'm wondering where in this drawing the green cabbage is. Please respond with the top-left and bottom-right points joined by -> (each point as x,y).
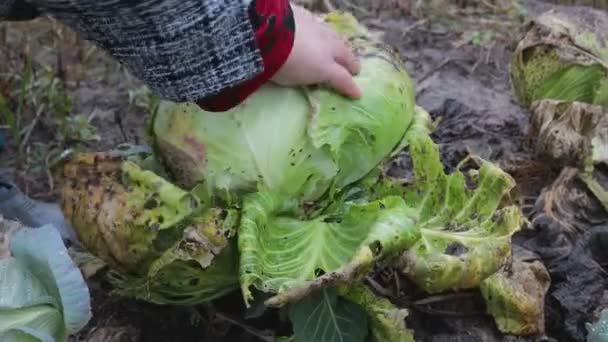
150,12 -> 415,203
239,128 -> 522,306
58,13 -> 523,329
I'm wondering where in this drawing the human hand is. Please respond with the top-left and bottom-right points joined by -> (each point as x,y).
270,5 -> 362,99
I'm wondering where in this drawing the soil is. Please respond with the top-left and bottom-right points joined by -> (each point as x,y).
0,1 -> 606,341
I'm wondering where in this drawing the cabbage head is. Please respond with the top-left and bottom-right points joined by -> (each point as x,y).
510,6 -> 608,108
150,12 -> 416,203
58,12 -> 522,313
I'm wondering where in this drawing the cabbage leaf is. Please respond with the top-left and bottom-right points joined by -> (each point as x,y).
397,133 -> 523,294
288,287 -> 369,342
239,122 -> 522,306
480,247 -> 550,335
0,219 -> 91,341
59,152 -> 239,305
337,284 -> 414,342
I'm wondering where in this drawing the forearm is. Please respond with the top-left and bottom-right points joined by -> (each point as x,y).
18,0 -> 294,110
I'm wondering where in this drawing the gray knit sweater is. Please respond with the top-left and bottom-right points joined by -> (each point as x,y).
0,0 -> 264,103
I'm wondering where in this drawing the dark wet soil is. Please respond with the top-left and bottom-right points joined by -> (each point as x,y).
1,1 -> 606,341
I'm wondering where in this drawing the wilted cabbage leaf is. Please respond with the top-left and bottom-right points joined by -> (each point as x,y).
579,165 -> 608,213
525,100 -> 608,212
529,100 -> 608,166
510,6 -> 608,108
150,12 -> 415,203
58,152 -> 239,305
338,284 -> 414,342
0,217 -> 91,341
480,247 -> 550,336
396,131 -> 523,294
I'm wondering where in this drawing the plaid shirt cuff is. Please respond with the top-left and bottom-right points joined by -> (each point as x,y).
196,0 -> 295,112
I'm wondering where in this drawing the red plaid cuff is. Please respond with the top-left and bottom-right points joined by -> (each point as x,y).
196,0 -> 295,112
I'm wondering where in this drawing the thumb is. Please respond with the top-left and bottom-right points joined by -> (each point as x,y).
325,64 -> 362,99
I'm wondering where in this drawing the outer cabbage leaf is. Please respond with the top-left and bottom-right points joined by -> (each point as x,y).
151,88 -> 338,203
108,239 -> 239,305
0,218 -> 91,341
58,152 -> 239,305
150,12 -> 415,202
239,192 -> 421,306
510,6 -> 608,108
587,309 -> 608,342
479,247 -> 550,336
337,284 -> 414,342
288,287 -> 369,342
59,152 -> 201,272
396,132 -> 523,294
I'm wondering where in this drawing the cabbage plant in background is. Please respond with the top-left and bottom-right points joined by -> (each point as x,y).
510,5 -> 608,167
58,12 -> 527,341
510,6 -> 608,108
510,6 -> 608,340
0,217 -> 91,341
510,6 -> 608,211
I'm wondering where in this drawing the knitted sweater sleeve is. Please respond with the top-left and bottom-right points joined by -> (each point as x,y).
0,0 -> 295,111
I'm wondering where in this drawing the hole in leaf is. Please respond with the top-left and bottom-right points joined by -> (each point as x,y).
143,197 -> 158,210
369,240 -> 383,256
444,242 -> 469,256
